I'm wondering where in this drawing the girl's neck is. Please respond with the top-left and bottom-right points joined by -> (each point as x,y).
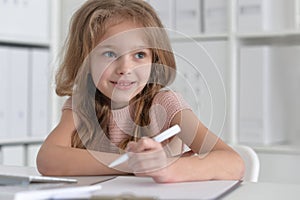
111,101 -> 129,110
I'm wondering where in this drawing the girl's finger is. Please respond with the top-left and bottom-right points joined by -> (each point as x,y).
133,137 -> 162,153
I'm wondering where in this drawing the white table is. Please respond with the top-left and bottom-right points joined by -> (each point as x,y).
1,165 -> 300,199
223,181 -> 300,200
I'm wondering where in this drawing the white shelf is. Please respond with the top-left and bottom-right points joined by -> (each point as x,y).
237,30 -> 300,45
238,30 -> 300,38
0,36 -> 50,48
0,137 -> 45,146
171,33 -> 229,42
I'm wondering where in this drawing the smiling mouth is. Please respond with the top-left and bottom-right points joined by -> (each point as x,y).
110,80 -> 137,89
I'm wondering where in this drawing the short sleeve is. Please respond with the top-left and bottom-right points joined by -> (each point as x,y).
152,91 -> 192,128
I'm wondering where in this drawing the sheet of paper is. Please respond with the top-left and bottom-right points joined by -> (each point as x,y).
14,184 -> 102,200
94,176 -> 240,200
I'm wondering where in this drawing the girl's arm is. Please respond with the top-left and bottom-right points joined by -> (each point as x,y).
126,109 -> 245,183
36,109 -> 130,176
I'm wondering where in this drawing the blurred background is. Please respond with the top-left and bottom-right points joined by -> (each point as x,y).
0,0 -> 300,184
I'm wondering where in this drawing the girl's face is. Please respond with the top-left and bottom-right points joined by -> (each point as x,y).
90,20 -> 152,109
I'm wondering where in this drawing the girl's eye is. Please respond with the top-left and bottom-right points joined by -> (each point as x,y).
134,52 -> 146,59
103,51 -> 117,58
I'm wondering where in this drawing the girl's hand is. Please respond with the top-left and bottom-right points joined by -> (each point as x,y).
126,137 -> 172,182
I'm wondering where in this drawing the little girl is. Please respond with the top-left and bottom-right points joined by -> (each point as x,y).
37,0 -> 244,183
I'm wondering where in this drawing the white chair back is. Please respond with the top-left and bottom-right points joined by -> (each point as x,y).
231,145 -> 260,182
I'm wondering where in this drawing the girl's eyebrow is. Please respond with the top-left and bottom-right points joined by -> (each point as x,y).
95,44 -> 150,51
95,44 -> 116,49
132,45 -> 151,50
92,45 -> 116,54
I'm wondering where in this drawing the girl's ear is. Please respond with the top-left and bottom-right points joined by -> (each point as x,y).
148,63 -> 157,84
153,53 -> 159,63
150,63 -> 168,87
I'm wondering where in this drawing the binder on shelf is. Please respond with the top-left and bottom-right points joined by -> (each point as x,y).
171,43 -> 203,115
9,47 -> 30,139
148,0 -> 175,29
30,48 -> 50,137
203,0 -> 228,34
1,146 -> 24,166
298,0 -> 300,28
0,47 -> 10,139
0,0 -> 50,43
239,46 -> 286,145
175,0 -> 201,35
238,0 -> 295,32
269,46 -> 300,145
171,41 -> 227,138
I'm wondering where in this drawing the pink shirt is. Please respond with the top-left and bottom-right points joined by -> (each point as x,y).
62,91 -> 191,153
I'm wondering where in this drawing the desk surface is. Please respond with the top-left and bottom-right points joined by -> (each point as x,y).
0,165 -> 115,186
1,165 -> 300,200
224,182 -> 300,200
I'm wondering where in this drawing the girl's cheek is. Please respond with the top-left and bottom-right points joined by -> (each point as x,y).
91,69 -> 104,86
137,64 -> 151,80
91,64 -> 111,84
90,54 -> 112,81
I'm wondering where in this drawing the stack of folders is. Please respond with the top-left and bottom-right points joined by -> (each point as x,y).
0,0 -> 51,141
0,46 -> 50,141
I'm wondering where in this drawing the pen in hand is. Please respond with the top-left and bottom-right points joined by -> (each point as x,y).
108,124 -> 181,168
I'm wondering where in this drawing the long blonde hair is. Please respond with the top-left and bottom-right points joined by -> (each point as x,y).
55,0 -> 176,150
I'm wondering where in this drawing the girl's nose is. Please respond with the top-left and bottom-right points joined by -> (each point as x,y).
115,55 -> 133,75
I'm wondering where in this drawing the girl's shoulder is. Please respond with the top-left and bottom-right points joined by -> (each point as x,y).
153,90 -> 191,110
151,90 -> 192,129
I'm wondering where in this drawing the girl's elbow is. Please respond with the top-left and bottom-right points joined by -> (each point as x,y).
36,148 -> 63,176
36,152 -> 53,176
36,156 -> 49,176
36,157 -> 65,176
36,164 -> 49,176
233,153 -> 246,180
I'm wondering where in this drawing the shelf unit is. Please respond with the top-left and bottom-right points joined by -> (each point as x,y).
155,0 -> 300,152
164,0 -> 300,183
0,0 -> 62,166
0,0 -> 87,167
